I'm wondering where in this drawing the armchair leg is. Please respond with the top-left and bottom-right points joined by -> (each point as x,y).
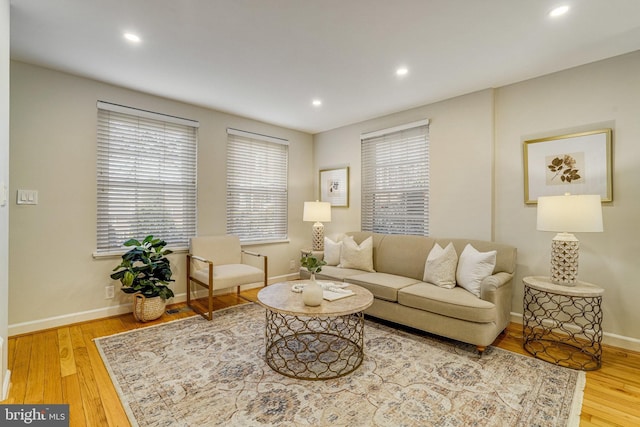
263,255 -> 268,287
186,255 -> 214,321
476,346 -> 486,355
207,281 -> 213,321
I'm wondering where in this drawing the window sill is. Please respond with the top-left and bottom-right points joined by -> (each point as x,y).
92,247 -> 189,259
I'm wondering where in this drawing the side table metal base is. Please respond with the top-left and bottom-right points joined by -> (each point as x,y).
523,282 -> 602,371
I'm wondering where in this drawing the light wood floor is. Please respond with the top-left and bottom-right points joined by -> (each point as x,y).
3,288 -> 640,426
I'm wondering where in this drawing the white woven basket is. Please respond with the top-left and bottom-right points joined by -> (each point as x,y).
132,293 -> 166,322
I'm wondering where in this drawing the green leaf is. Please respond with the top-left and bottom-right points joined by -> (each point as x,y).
123,271 -> 134,287
124,238 -> 141,247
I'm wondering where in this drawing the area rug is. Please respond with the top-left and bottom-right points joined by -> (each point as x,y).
95,303 -> 584,426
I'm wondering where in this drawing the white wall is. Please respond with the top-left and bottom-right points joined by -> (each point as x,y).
495,51 -> 640,344
1,0 -> 10,400
314,52 -> 640,348
9,62 -> 314,332
314,89 -> 495,240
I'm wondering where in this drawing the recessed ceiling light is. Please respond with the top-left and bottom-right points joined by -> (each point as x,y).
312,99 -> 322,107
549,5 -> 570,17
396,67 -> 409,77
124,32 -> 141,43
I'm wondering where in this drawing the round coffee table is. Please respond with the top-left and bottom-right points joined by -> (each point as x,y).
257,281 -> 374,380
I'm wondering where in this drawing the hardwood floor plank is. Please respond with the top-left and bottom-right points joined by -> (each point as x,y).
62,374 -> 86,427
23,332 -> 46,404
581,399 -> 640,426
586,378 -> 640,407
84,321 -> 131,427
74,346 -> 109,426
6,335 -> 32,404
43,330 -> 64,403
69,324 -> 87,350
58,327 -> 77,377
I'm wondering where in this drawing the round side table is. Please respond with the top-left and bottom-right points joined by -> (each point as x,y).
522,276 -> 603,371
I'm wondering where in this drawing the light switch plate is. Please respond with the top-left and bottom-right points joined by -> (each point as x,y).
17,189 -> 38,205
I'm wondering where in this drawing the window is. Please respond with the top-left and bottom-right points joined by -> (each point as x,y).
96,101 -> 198,254
226,128 -> 288,243
361,119 -> 430,235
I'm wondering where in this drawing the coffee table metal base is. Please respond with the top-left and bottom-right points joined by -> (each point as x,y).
263,310 -> 365,380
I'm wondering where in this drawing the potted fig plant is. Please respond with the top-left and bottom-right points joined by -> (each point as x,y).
111,235 -> 175,322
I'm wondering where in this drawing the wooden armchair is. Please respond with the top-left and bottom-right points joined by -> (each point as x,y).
187,235 -> 268,320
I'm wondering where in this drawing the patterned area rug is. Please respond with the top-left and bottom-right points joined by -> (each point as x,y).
95,303 -> 584,426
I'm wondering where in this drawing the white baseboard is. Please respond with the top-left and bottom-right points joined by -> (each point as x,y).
510,312 -> 640,353
8,273 -> 299,337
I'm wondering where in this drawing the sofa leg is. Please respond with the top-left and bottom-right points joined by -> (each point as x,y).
476,345 -> 486,354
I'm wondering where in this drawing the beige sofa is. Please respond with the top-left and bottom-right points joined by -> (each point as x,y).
300,232 -> 517,353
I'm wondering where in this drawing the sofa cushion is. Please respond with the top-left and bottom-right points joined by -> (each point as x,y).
339,235 -> 375,272
345,273 -> 420,302
456,244 -> 497,297
314,265 -> 365,281
398,282 -> 496,323
324,236 -> 343,266
423,242 -> 457,288
374,234 -> 433,281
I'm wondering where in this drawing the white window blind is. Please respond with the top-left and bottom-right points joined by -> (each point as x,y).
226,128 -> 288,243
361,119 -> 430,236
96,101 -> 198,254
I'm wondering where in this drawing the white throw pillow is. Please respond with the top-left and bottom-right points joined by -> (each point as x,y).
423,242 -> 458,288
338,236 -> 375,272
324,237 -> 343,266
456,244 -> 497,297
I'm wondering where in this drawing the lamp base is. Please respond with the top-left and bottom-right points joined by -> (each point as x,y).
312,222 -> 324,251
550,232 -> 579,286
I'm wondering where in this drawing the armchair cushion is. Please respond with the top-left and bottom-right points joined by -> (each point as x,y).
191,264 -> 265,291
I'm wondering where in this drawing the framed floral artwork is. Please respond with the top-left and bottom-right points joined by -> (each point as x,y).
523,129 -> 612,204
320,167 -> 349,207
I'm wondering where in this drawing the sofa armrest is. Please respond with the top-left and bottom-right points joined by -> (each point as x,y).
479,272 -> 513,301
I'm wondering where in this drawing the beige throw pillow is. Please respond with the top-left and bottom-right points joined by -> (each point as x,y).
338,236 -> 375,272
324,236 -> 343,266
423,242 -> 458,288
456,244 -> 496,297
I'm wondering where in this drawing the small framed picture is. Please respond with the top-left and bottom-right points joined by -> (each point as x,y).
523,129 -> 612,204
320,167 -> 349,207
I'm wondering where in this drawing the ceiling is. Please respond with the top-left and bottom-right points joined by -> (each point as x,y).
9,0 -> 640,134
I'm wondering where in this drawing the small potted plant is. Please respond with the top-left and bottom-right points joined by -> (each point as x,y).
300,255 -> 327,281
299,255 -> 327,306
111,235 -> 175,322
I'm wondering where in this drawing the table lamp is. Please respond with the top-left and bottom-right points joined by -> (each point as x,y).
303,201 -> 331,251
536,193 -> 603,285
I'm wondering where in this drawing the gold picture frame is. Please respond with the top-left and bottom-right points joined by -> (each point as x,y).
320,167 -> 349,207
523,129 -> 612,204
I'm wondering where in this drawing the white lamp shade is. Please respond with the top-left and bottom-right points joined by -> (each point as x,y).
303,201 -> 331,222
537,194 -> 603,232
